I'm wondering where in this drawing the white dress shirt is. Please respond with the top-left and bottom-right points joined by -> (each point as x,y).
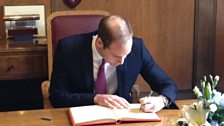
92,35 -> 118,94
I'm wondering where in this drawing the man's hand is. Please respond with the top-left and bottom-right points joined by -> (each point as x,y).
94,94 -> 129,109
139,95 -> 166,113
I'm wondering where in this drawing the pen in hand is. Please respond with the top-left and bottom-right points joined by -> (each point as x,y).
144,90 -> 153,105
140,90 -> 154,111
147,90 -> 153,98
140,90 -> 153,105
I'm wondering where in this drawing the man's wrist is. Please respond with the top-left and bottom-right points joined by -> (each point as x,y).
94,94 -> 100,104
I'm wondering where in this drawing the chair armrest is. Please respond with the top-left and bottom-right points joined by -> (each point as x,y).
41,80 -> 53,109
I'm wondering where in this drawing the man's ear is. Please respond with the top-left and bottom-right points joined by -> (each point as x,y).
96,37 -> 104,48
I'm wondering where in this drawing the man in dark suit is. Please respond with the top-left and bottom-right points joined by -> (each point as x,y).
49,15 -> 178,112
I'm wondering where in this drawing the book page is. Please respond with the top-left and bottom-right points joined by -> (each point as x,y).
69,105 -> 117,125
113,104 -> 161,122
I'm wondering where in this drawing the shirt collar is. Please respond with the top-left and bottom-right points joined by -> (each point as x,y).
92,35 -> 103,62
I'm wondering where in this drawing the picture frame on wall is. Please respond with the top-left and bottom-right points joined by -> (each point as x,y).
3,5 -> 46,39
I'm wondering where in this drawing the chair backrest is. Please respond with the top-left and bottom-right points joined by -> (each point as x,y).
47,10 -> 109,79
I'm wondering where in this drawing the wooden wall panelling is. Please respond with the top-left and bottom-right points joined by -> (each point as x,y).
148,0 -> 194,90
215,0 -> 224,87
51,0 -> 195,91
193,0 -> 217,85
0,1 -> 4,40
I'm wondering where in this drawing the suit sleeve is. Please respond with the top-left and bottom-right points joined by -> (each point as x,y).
49,41 -> 95,108
139,39 -> 178,108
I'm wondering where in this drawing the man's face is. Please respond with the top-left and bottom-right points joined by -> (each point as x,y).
101,38 -> 133,66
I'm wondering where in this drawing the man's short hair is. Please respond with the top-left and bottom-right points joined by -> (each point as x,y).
98,15 -> 133,48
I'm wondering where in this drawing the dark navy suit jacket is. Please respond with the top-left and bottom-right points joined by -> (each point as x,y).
49,32 -> 178,108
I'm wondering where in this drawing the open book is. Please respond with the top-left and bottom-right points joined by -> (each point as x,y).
68,104 -> 161,126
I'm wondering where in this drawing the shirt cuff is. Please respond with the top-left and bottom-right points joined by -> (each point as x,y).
161,95 -> 172,108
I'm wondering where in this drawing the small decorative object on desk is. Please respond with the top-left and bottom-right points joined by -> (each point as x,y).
177,75 -> 224,126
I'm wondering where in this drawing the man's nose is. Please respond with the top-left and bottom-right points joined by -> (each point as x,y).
118,56 -> 126,65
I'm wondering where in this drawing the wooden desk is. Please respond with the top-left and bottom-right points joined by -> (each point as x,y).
0,100 -> 196,126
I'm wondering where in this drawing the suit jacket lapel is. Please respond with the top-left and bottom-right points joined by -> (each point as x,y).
116,63 -> 126,96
